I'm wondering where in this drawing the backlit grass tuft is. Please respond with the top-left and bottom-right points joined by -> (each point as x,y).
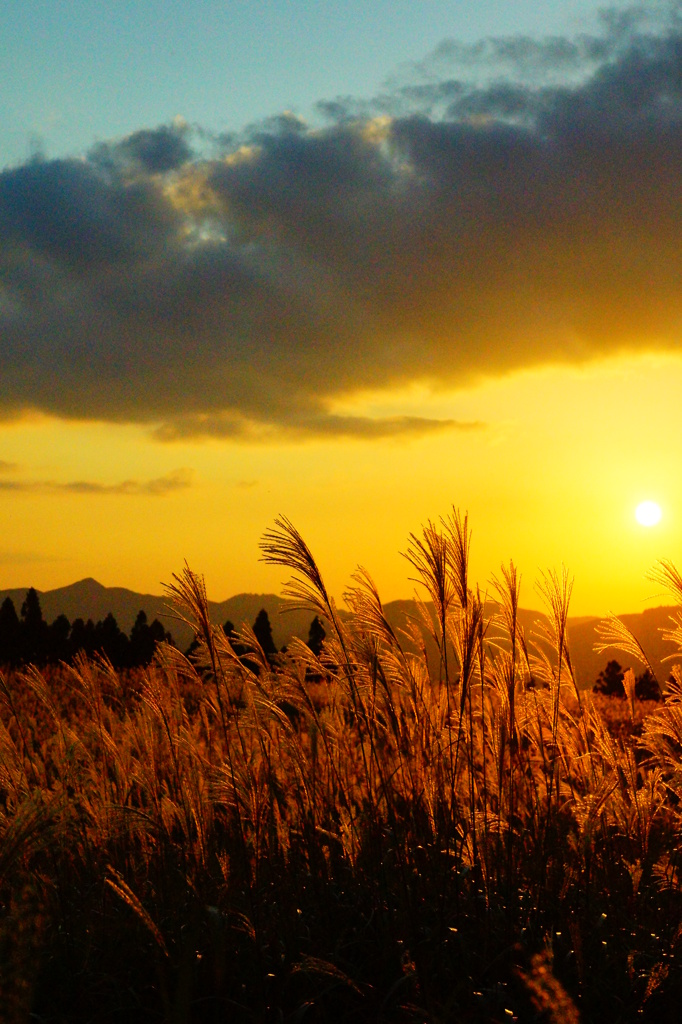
1,510 -> 682,1021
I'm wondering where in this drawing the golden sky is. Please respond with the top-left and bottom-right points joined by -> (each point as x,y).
0,352 -> 680,616
2,4 -> 682,615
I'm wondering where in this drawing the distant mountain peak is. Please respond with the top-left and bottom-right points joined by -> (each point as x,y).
67,577 -> 107,592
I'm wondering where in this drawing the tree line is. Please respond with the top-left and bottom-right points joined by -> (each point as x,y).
0,588 -> 328,670
0,588 -> 173,668
0,589 -> 658,695
593,659 -> 662,700
203,609 -> 326,672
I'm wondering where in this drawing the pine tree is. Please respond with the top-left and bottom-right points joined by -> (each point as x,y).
20,587 -> 49,664
253,609 -> 277,659
593,660 -> 625,697
307,615 -> 326,656
0,597 -> 20,665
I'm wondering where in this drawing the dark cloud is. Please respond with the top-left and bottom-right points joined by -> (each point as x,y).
3,5 -> 682,441
0,469 -> 192,495
116,124 -> 193,173
0,154 -> 178,269
89,122 -> 193,175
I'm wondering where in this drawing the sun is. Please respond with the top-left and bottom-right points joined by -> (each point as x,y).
635,501 -> 662,527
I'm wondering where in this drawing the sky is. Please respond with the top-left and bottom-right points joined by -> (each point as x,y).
2,0 -> 682,615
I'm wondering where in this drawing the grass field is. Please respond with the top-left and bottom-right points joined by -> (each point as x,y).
2,511 -> 682,1022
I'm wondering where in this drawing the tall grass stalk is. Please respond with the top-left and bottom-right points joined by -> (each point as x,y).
1,510 -> 682,1021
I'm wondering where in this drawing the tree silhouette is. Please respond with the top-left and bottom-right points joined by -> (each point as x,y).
130,610 -> 153,665
129,610 -> 172,666
635,669 -> 661,701
594,660 -> 625,697
0,597 -> 20,665
594,660 -> 662,701
70,618 -> 96,659
223,619 -> 246,656
95,612 -> 129,666
0,597 -> 174,668
49,614 -> 71,663
20,587 -> 49,664
307,615 -> 326,657
253,609 -> 277,659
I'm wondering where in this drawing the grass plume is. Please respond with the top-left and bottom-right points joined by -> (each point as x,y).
0,511 -> 681,1021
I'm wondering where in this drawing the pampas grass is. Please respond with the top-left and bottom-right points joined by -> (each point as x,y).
1,510 -> 682,1021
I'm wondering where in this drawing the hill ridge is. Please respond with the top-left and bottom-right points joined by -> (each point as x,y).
0,578 -> 679,687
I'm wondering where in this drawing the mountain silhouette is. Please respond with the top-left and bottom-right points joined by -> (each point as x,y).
0,580 -> 328,653
375,602 -> 681,691
0,578 -> 679,687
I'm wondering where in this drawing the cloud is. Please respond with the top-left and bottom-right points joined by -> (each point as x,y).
0,550 -> 66,566
0,469 -> 193,495
0,460 -> 18,473
3,5 -> 682,440
403,33 -> 611,87
153,411 -> 481,442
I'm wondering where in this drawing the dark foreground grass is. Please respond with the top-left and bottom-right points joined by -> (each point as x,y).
2,511 -> 682,1023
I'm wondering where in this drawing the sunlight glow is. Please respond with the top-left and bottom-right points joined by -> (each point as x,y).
635,501 -> 662,527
